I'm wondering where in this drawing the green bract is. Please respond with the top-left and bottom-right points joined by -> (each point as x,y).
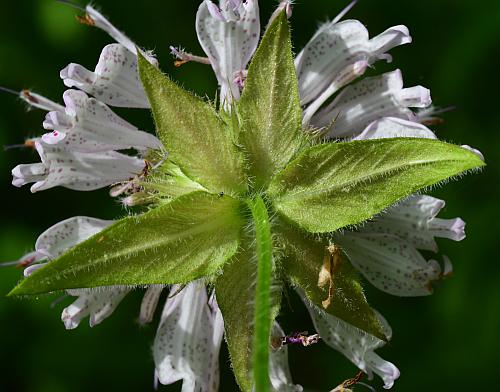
10,12 -> 485,392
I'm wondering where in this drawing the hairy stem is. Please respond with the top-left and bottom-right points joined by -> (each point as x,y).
247,195 -> 273,392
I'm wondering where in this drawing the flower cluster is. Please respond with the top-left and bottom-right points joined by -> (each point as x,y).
2,1 -> 483,391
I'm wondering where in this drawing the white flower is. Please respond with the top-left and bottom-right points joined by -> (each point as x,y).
308,70 -> 432,136
60,44 -> 150,108
62,287 -> 130,329
334,195 -> 461,296
195,0 -> 260,103
297,17 -> 411,117
361,195 -> 465,250
0,216 -> 132,330
2,2 -> 482,391
12,139 -> 146,192
154,281 -> 224,391
9,216 -> 113,277
302,294 -> 400,390
337,232 -> 448,296
41,89 -> 161,152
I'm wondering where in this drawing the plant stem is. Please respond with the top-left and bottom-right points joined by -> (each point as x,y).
247,195 -> 273,392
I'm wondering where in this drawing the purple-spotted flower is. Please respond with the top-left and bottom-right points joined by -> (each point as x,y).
2,1 -> 484,391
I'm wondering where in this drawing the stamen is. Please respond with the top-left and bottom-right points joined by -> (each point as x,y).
21,89 -> 39,105
0,85 -> 20,96
170,46 -> 211,67
332,0 -> 358,24
431,105 -> 457,115
55,0 -> 85,12
16,255 -> 37,268
50,294 -> 69,309
4,139 -> 35,151
174,60 -> 189,68
0,261 -> 22,267
419,105 -> 456,125
0,255 -> 36,268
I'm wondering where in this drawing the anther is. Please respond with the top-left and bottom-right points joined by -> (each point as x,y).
174,60 -> 189,68
0,255 -> 36,268
76,13 -> 95,26
21,89 -> 39,104
170,46 -> 211,67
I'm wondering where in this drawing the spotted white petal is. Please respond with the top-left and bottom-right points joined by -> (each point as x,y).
42,89 -> 162,152
60,44 -> 150,108
335,232 -> 444,296
196,0 -> 260,103
11,163 -> 46,188
139,285 -> 165,325
154,281 -> 223,391
12,140 -> 145,192
270,323 -> 303,392
23,215 -> 127,330
297,19 -> 411,108
360,195 -> 465,252
62,287 -> 130,329
312,70 -> 431,138
354,117 -> 437,140
19,90 -> 65,112
34,216 -> 113,258
302,296 -> 399,390
23,262 -> 48,277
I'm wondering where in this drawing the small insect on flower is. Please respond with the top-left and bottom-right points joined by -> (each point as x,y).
272,330 -> 322,351
110,160 -> 153,197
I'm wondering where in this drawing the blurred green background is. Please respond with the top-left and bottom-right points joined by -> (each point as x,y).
1,0 -> 498,391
